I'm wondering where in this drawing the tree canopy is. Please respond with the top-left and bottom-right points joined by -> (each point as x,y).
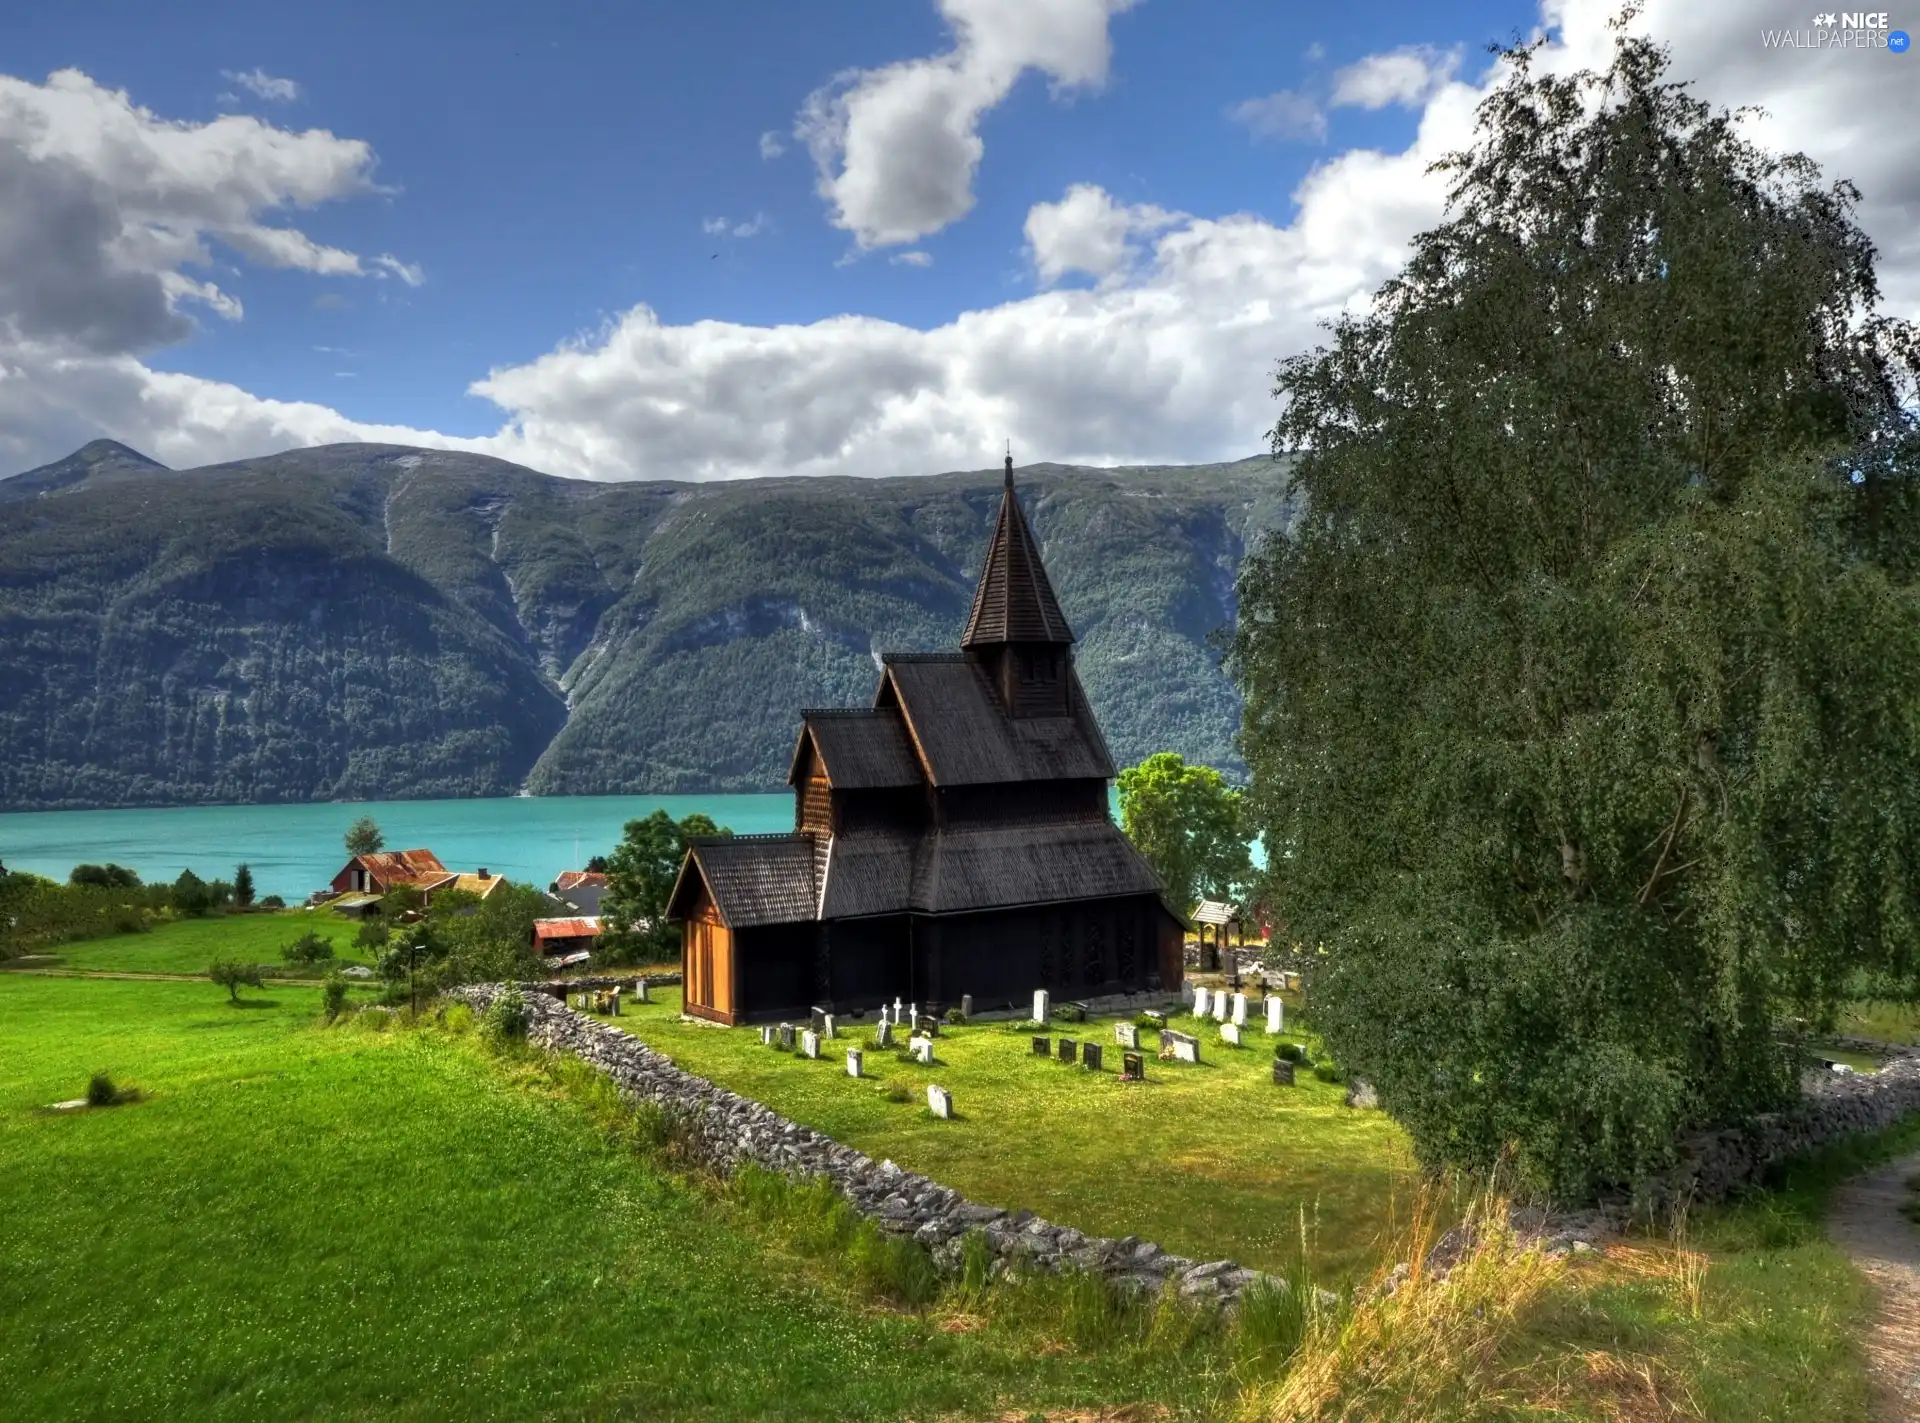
344,817 -> 384,856
601,811 -> 731,964
1231,25 -> 1920,1199
1117,753 -> 1252,912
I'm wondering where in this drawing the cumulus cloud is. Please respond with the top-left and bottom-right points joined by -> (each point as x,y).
1024,182 -> 1184,285
1330,44 -> 1463,110
1229,89 -> 1327,142
797,0 -> 1139,248
758,129 -> 786,159
702,212 -> 770,239
223,67 -> 300,103
4,2 -> 1917,486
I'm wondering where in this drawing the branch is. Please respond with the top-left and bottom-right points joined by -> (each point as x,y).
1637,783 -> 1692,908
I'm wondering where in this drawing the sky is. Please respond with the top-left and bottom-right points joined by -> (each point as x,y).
0,0 -> 1915,482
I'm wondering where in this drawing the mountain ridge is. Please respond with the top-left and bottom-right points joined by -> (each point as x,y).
0,441 -> 1294,811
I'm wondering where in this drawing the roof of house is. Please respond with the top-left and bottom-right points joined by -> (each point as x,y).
549,882 -> 607,916
961,460 -> 1074,648
1192,900 -> 1240,924
877,655 -> 1113,786
667,834 -> 821,929
327,891 -> 382,910
789,709 -> 924,789
533,917 -> 603,941
553,870 -> 609,892
345,849 -> 450,884
442,873 -> 506,899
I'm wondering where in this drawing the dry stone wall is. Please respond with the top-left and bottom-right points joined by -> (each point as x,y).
454,984 -> 1293,1311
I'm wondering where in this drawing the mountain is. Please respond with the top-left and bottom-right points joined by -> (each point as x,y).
0,441 -> 1296,811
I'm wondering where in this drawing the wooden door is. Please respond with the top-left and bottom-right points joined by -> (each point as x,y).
684,909 -> 735,1023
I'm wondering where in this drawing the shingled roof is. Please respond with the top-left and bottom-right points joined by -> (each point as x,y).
789,709 -> 923,789
960,458 -> 1074,648
668,834 -> 819,928
877,655 -> 1114,786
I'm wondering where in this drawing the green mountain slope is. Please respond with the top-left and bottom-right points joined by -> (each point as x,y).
0,443 -> 1294,810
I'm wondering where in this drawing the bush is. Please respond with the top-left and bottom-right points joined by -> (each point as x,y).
86,1071 -> 119,1106
1276,1042 -> 1307,1063
1313,1062 -> 1345,1084
172,869 -> 212,917
258,894 -> 286,910
1053,1002 -> 1086,1024
944,1006 -> 967,1025
209,958 -> 264,1002
281,930 -> 335,969
70,863 -> 140,889
479,987 -> 530,1047
321,969 -> 349,1023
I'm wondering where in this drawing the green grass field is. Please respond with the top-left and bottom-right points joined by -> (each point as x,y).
25,910 -> 369,975
0,974 -> 1267,1422
603,988 -> 1419,1285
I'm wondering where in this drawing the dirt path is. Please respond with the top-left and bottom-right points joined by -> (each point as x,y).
1828,1150 -> 1920,1422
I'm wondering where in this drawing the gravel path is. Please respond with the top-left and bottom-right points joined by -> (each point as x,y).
1828,1151 -> 1920,1422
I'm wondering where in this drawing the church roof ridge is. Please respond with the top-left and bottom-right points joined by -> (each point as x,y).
960,456 -> 1074,648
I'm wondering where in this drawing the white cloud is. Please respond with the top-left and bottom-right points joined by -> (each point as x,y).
1229,89 -> 1327,142
797,0 -> 1139,248
759,129 -> 786,159
891,249 -> 934,267
703,213 -> 770,239
4,4 -> 1917,487
1024,182 -> 1183,285
223,67 -> 300,103
1330,44 -> 1463,110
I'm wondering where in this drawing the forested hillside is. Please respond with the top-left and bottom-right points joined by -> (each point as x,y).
0,441 -> 1294,810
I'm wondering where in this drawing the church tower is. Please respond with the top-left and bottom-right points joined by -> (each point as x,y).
961,454 -> 1075,718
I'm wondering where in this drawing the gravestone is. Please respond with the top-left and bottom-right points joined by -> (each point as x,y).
760,1026 -> 775,1046
801,1029 -> 821,1060
909,1003 -> 919,1028
1082,1042 -> 1104,1072
1346,1078 -> 1380,1109
1121,1051 -> 1145,1081
1031,1036 -> 1051,1056
927,1084 -> 954,1119
1032,988 -> 1050,1023
1216,994 -> 1233,1022
911,1035 -> 934,1065
1272,1059 -> 1296,1087
961,994 -> 973,1018
778,1023 -> 795,1050
1057,1038 -> 1077,1064
874,1020 -> 894,1048
878,1004 -> 890,1028
1164,1030 -> 1200,1064
810,1006 -> 828,1035
1266,997 -> 1285,1034
1181,981 -> 1195,1005
822,1014 -> 837,1039
609,987 -> 622,1016
1231,993 -> 1248,1026
1220,1022 -> 1242,1047
894,996 -> 904,1021
1115,1022 -> 1139,1050
846,1048 -> 863,1078
635,977 -> 650,1003
915,1015 -> 940,1038
1194,987 -> 1212,1018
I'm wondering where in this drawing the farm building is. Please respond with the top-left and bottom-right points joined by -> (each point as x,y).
326,852 -> 507,915
665,457 -> 1184,1025
547,870 -> 609,917
533,916 -> 603,958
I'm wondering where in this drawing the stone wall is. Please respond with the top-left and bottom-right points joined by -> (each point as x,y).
453,984 -> 1296,1312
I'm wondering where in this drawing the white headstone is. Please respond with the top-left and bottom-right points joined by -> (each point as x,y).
1221,1022 -> 1242,1047
1115,1022 -> 1138,1049
911,1035 -> 934,1065
1266,997 -> 1285,1034
635,977 -> 650,1002
1173,1036 -> 1200,1064
846,1048 -> 863,1078
909,1003 -> 918,1028
1181,980 -> 1195,1004
760,1026 -> 774,1046
875,1020 -> 893,1048
822,1014 -> 836,1039
927,1084 -> 953,1119
1194,987 -> 1211,1018
961,994 -> 973,1018
1231,993 -> 1248,1026
1032,989 -> 1050,1023
1216,993 -> 1233,1022
801,1029 -> 821,1060
894,997 -> 904,1021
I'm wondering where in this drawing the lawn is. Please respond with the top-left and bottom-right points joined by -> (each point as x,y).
27,909 -> 369,975
603,987 -> 1421,1285
0,974 -> 1269,1422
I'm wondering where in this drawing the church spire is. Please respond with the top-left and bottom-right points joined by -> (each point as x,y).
961,451 -> 1074,649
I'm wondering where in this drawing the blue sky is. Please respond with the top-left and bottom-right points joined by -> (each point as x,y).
1,0 -> 1914,480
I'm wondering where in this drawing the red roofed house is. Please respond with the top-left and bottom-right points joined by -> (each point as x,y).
532,917 -> 603,958
331,849 -> 454,897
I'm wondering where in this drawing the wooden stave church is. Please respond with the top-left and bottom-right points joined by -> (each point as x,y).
665,456 -> 1185,1025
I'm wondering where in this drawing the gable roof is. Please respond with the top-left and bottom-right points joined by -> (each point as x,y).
788,709 -> 924,789
667,834 -> 819,929
553,870 -> 609,892
1192,900 -> 1240,924
533,917 -> 602,941
877,655 -> 1114,786
344,849 -> 449,887
961,460 -> 1074,648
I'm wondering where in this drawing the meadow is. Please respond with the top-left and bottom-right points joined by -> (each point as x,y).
31,909 -> 369,975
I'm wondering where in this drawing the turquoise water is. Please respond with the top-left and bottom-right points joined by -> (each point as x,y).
0,795 -> 797,901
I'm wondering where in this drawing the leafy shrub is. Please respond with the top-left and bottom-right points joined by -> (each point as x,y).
1134,1014 -> 1164,1031
877,1078 -> 913,1104
70,863 -> 140,889
1276,1042 -> 1307,1063
479,987 -> 530,1047
1053,1002 -> 1086,1024
209,958 -> 264,1002
1313,1062 -> 1344,1084
258,895 -> 286,910
172,869 -> 212,917
945,1007 -> 967,1025
281,930 -> 335,968
1003,1019 -> 1045,1033
86,1071 -> 119,1107
356,920 -> 390,952
321,969 -> 349,1023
